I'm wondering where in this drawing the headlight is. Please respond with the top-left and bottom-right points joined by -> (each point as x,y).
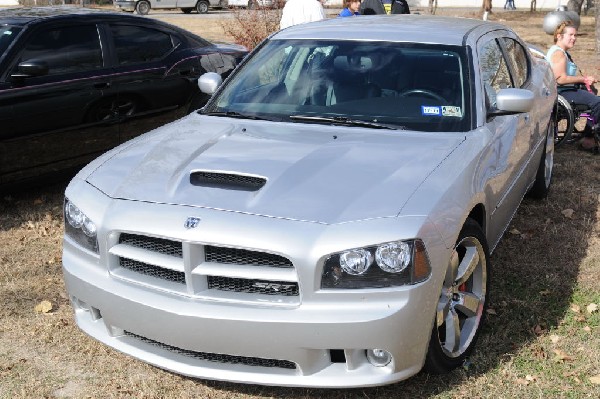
64,198 -> 98,253
321,240 -> 431,289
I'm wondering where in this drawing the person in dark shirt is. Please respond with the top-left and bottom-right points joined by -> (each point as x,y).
359,0 -> 409,15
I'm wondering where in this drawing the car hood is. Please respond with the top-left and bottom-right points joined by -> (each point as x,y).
86,115 -> 465,224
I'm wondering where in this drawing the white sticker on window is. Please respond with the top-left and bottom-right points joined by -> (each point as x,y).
442,106 -> 463,117
421,106 -> 441,116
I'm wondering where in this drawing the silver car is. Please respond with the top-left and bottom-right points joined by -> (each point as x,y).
62,15 -> 556,387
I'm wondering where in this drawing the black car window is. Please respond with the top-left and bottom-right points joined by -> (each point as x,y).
0,26 -> 22,59
501,37 -> 529,88
110,25 -> 174,65
18,25 -> 102,75
479,38 -> 512,108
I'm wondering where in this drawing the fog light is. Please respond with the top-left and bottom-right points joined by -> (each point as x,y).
366,349 -> 392,367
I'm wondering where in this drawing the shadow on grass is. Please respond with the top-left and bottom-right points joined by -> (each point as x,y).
184,145 -> 599,397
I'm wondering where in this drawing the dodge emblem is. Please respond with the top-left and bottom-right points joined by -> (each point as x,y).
184,217 -> 201,229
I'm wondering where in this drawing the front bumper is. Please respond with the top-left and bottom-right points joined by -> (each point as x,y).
64,248 -> 436,387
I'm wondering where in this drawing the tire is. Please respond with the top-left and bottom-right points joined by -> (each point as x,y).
528,117 -> 555,199
182,7 -> 193,13
196,0 -> 209,13
135,0 -> 151,15
555,94 -> 574,148
424,218 -> 489,374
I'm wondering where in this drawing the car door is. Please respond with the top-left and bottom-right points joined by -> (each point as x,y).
104,22 -> 196,143
477,32 -> 535,243
0,22 -> 119,185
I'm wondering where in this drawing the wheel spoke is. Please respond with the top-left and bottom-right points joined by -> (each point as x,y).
444,308 -> 461,354
454,245 -> 479,287
454,291 -> 482,318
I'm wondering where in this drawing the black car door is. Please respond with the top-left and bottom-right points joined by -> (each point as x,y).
104,22 -> 197,143
0,22 -> 119,185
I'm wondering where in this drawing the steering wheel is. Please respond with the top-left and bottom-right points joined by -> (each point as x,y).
398,89 -> 447,103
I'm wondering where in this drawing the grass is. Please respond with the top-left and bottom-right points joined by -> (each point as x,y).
1,7 -> 600,399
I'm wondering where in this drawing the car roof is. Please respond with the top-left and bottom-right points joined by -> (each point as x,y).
273,15 -> 509,47
0,6 -> 161,27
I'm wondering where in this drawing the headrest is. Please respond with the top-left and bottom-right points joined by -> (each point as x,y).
333,55 -> 374,73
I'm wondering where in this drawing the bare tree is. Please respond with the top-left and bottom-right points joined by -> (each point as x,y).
429,0 -> 438,14
566,0 -> 585,13
596,0 -> 600,53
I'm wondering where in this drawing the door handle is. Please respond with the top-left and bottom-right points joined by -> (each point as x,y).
93,82 -> 111,89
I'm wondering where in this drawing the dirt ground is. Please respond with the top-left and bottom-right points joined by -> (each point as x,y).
1,7 -> 599,399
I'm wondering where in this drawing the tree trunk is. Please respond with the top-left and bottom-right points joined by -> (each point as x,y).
596,0 -> 600,54
566,0 -> 585,14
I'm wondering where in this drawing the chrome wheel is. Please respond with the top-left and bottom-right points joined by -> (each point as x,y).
425,219 -> 488,373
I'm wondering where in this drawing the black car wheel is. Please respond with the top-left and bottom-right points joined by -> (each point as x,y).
135,0 -> 151,15
196,0 -> 209,13
424,218 -> 489,374
528,117 -> 555,199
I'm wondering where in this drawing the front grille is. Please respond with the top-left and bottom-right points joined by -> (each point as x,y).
113,233 -> 298,302
208,276 -> 299,296
205,246 -> 293,268
125,331 -> 297,369
120,258 -> 185,284
119,233 -> 182,257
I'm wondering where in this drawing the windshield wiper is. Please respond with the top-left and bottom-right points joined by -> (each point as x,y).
289,115 -> 401,130
204,111 -> 277,121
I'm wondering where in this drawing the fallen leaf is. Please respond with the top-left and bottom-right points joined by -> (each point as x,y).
33,198 -> 43,205
586,303 -> 598,313
590,374 -> 600,384
34,300 -> 53,314
550,334 -> 560,343
525,374 -> 537,382
539,289 -> 551,296
552,349 -> 574,362
583,326 -> 591,332
486,308 -> 497,315
516,378 -> 530,385
561,208 -> 574,218
509,228 -> 521,235
570,304 -> 581,313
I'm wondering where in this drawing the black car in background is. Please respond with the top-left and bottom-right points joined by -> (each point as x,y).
0,7 -> 247,190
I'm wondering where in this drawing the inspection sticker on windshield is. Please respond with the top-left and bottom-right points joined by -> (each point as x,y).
442,106 -> 463,117
421,106 -> 441,116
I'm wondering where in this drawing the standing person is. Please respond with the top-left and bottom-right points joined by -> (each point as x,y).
547,21 -> 600,151
339,0 -> 361,17
360,0 -> 408,15
280,0 -> 326,30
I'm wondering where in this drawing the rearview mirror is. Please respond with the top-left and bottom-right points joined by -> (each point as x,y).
198,72 -> 222,95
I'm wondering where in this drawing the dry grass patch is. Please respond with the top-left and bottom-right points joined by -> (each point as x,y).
1,8 -> 599,399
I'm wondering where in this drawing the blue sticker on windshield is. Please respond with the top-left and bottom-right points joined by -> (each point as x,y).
421,106 -> 441,116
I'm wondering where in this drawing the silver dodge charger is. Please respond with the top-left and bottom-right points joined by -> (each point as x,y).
62,15 -> 557,387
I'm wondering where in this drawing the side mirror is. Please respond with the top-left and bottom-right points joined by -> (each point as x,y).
198,72 -> 222,95
11,60 -> 49,79
488,88 -> 534,116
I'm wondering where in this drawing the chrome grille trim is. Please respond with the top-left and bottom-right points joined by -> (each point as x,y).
111,233 -> 299,303
125,331 -> 297,369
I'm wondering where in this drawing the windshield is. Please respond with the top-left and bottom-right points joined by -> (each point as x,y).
0,26 -> 22,60
204,39 -> 471,132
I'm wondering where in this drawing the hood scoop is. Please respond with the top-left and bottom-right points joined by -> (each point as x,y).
190,170 -> 267,192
